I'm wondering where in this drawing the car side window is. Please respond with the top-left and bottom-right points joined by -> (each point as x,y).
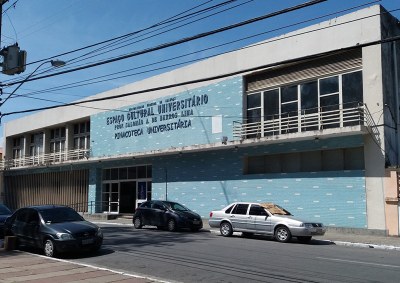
152,202 -> 165,210
26,210 -> 39,224
249,205 -> 268,216
141,202 -> 151,208
231,204 -> 249,215
16,209 -> 29,223
224,204 -> 235,214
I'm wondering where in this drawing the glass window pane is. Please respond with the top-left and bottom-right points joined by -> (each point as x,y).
264,89 -> 279,120
246,109 -> 261,123
281,102 -> 298,116
247,92 -> 261,109
74,138 -> 79,149
320,95 -> 339,109
80,122 -> 86,133
281,85 -> 297,103
86,121 -> 90,132
138,166 -> 146,178
119,168 -> 128,179
111,168 -> 119,180
320,76 -> 339,95
79,137 -> 85,149
128,167 -> 137,179
232,204 -> 249,215
61,127 -> 66,137
74,124 -> 79,134
147,165 -> 152,178
300,81 -> 318,113
343,71 -> 363,108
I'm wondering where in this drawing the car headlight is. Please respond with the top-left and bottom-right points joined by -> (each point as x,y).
56,232 -> 74,240
96,227 -> 103,237
300,223 -> 313,228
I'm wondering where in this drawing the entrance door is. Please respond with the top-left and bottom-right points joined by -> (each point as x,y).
102,183 -> 119,213
119,181 -> 136,213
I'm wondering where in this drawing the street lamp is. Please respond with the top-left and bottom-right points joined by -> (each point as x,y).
0,59 -> 66,107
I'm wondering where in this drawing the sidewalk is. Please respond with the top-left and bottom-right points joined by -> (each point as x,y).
0,249 -> 165,283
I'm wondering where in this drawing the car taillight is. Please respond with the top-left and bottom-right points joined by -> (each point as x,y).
209,212 -> 213,218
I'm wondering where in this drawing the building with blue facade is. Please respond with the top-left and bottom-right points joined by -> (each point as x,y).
1,5 -> 400,234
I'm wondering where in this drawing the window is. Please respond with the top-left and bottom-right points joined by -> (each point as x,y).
102,166 -> 151,181
231,204 -> 249,215
249,205 -> 268,216
245,70 -> 363,135
225,204 -> 235,214
140,201 -> 151,208
50,127 -> 66,161
12,137 -> 23,159
73,121 -> 90,150
244,147 -> 364,174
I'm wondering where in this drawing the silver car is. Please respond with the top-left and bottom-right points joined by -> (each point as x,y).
209,202 -> 326,243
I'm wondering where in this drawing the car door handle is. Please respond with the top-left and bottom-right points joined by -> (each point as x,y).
230,215 -> 235,218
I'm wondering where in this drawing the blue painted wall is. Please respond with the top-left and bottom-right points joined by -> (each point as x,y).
91,77 -> 243,157
151,136 -> 366,228
19,76 -> 364,228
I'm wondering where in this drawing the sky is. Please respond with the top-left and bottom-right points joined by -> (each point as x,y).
0,0 -> 399,146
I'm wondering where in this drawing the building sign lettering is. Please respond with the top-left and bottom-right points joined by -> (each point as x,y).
106,94 -> 208,139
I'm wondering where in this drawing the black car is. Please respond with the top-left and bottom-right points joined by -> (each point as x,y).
4,205 -> 103,257
0,204 -> 12,238
133,200 -> 203,232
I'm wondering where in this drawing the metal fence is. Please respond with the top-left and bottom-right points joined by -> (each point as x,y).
233,103 -> 372,140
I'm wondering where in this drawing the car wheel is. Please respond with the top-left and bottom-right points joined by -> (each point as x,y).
275,226 -> 291,243
133,217 -> 142,229
220,222 -> 233,237
297,236 -> 312,243
44,239 -> 56,257
167,219 -> 177,232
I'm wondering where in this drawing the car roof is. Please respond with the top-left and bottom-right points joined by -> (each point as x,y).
24,205 -> 71,210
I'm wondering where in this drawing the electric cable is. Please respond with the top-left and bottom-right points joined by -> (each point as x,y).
7,1 -> 387,102
0,0 -> 327,88
2,34 -> 400,119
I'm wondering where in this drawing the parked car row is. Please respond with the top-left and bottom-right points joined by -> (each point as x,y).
209,202 -> 326,243
2,205 -> 103,257
1,200 -> 326,258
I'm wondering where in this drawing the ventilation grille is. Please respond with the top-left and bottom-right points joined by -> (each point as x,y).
246,49 -> 362,92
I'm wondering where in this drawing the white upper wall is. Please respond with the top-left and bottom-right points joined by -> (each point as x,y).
4,5 -> 382,137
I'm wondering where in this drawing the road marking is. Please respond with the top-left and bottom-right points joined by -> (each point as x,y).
316,257 -> 400,268
34,253 -> 174,283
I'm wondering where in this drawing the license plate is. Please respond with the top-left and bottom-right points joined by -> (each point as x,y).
193,220 -> 200,225
82,238 -> 94,245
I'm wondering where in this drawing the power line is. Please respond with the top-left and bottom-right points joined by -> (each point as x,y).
2,34 -> 400,119
0,0 -> 327,88
0,0 -> 250,86
8,1 -> 385,102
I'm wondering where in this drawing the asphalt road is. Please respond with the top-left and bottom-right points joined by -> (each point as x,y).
60,224 -> 400,283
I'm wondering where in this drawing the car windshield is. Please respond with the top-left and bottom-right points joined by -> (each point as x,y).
260,203 -> 292,216
39,207 -> 84,224
0,205 -> 11,215
164,202 -> 189,212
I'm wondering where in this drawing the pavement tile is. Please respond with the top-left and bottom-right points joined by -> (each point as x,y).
20,270 -> 115,283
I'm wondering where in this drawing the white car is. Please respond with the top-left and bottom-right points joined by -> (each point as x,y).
209,202 -> 326,243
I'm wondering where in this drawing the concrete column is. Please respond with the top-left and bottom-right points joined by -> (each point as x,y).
362,44 -> 386,230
